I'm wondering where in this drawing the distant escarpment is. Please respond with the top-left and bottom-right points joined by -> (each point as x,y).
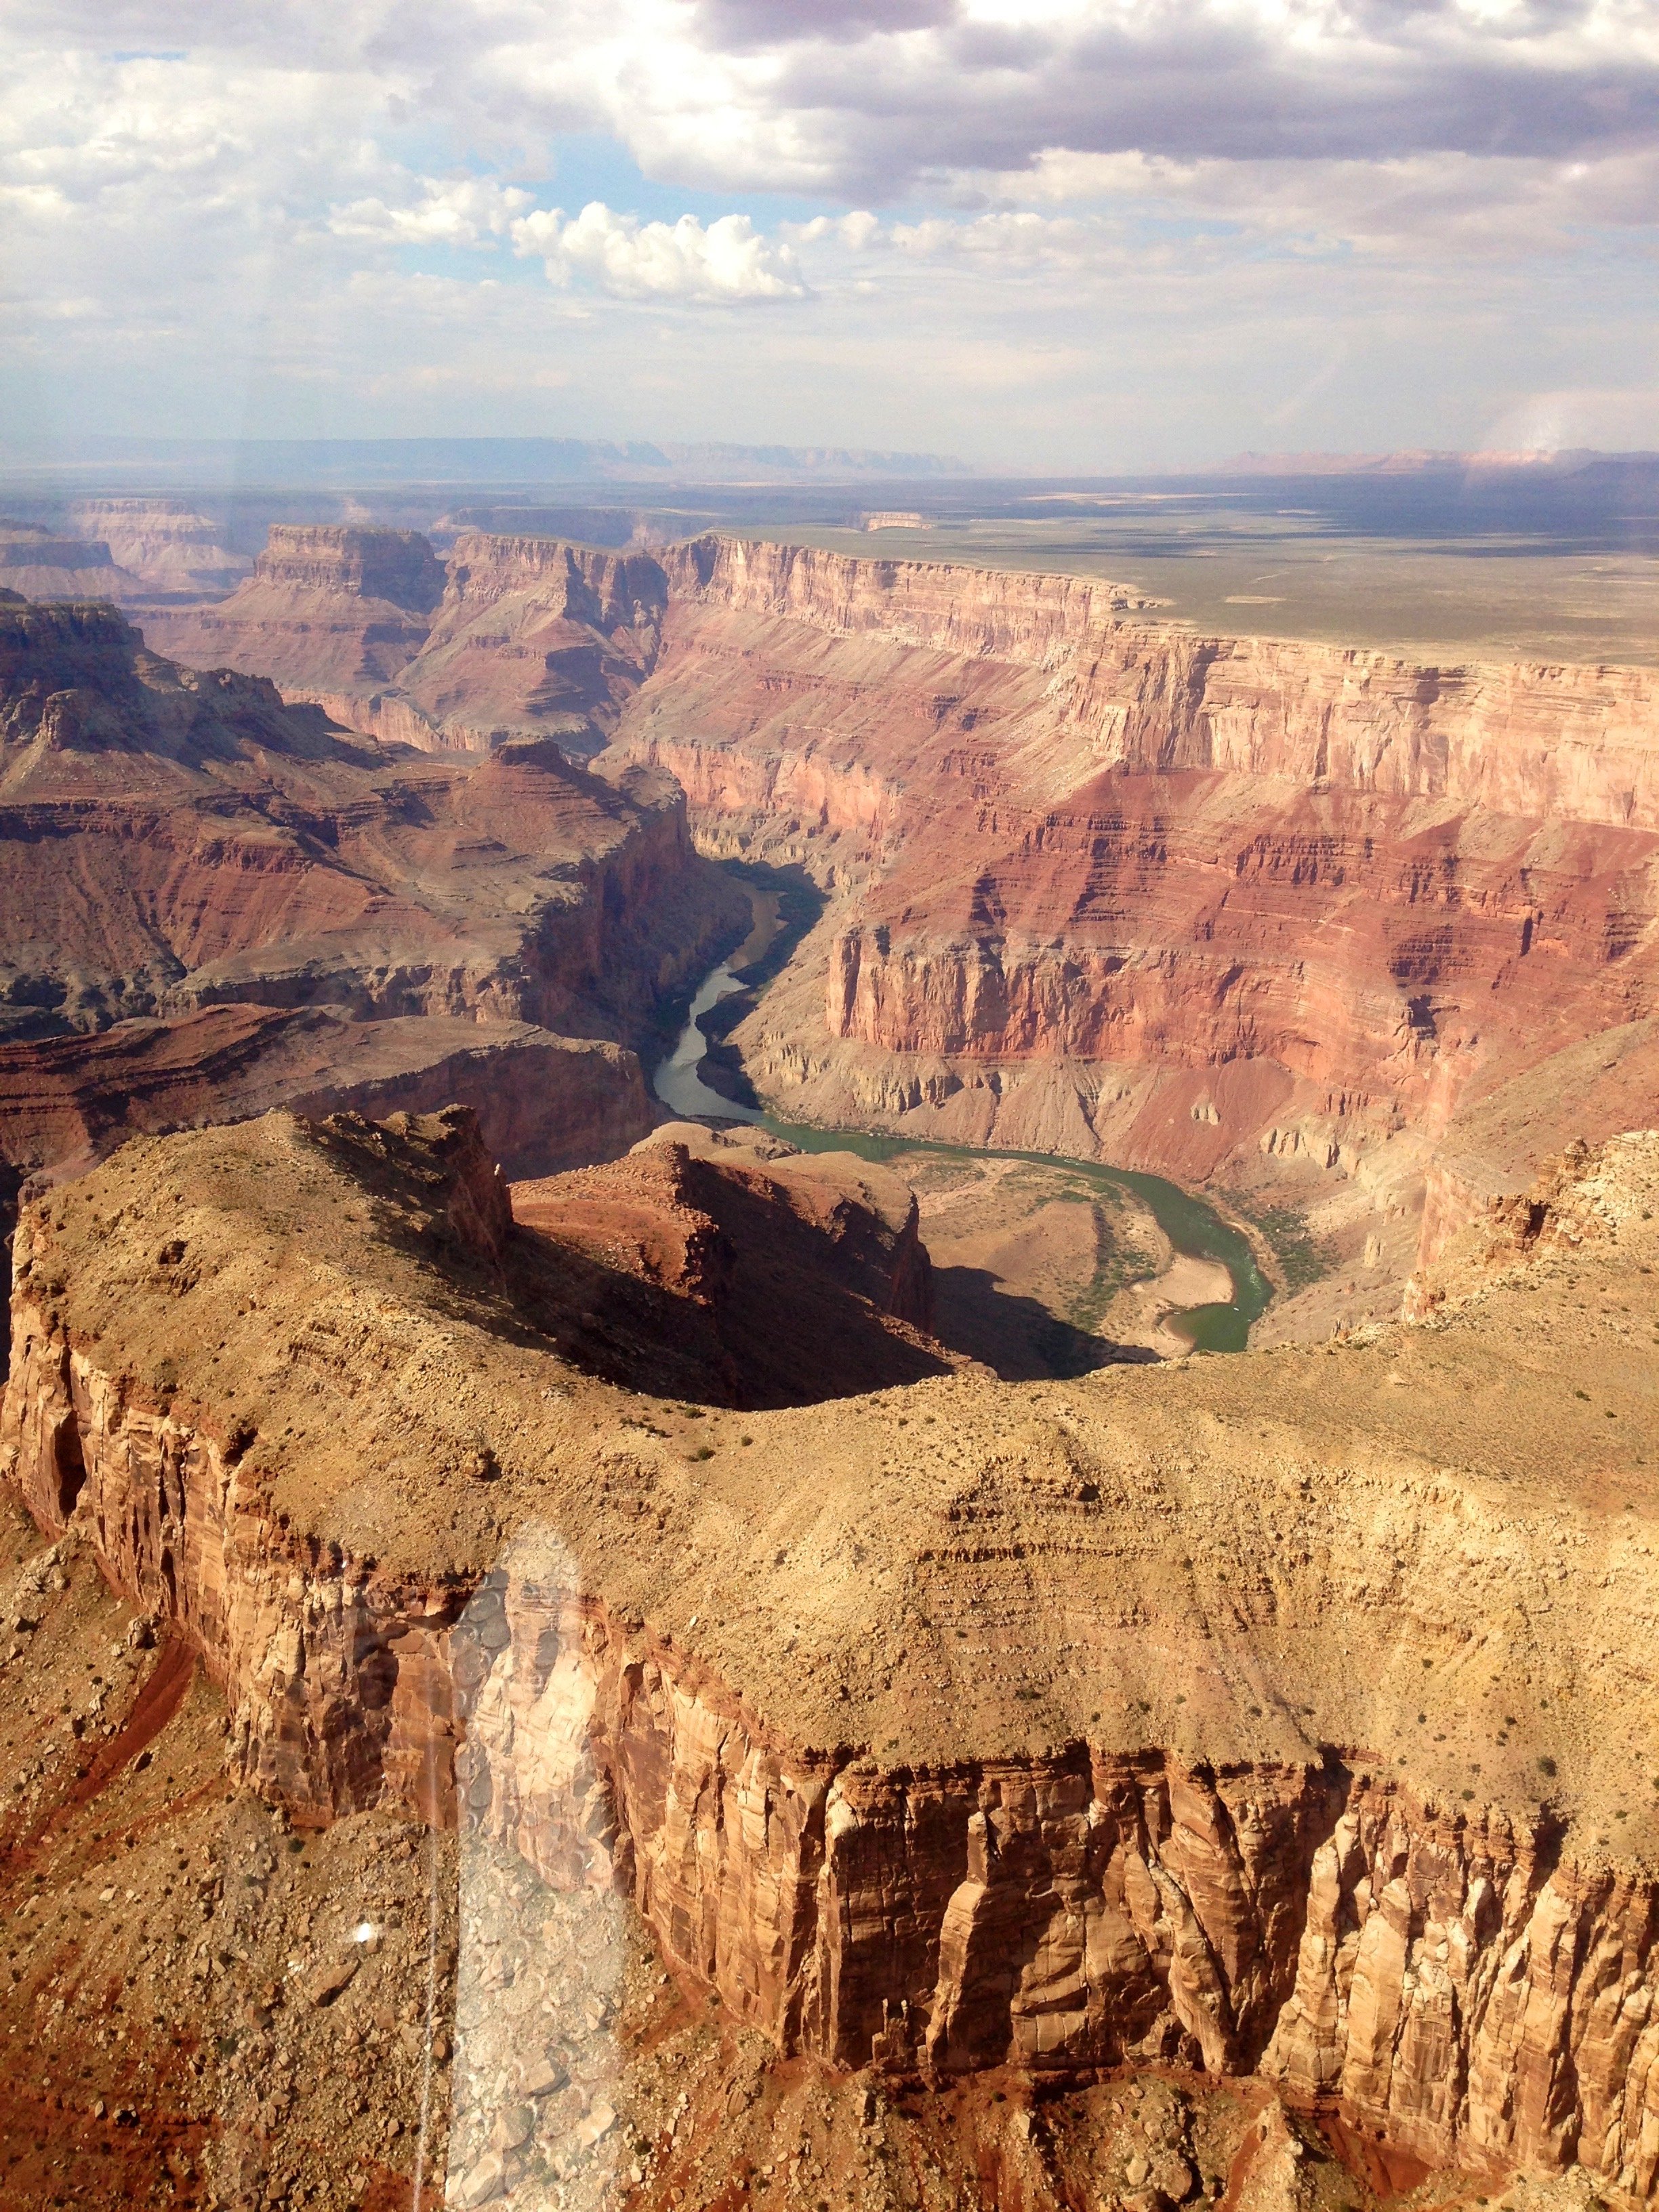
0,521 -> 147,605
138,523 -> 445,700
7,1109 -> 1659,2201
66,497 -> 251,597
147,525 -> 672,760
0,596 -> 745,1205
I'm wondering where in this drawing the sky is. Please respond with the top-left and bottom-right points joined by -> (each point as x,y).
1,0 -> 1656,472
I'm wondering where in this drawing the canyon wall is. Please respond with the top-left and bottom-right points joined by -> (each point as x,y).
145,527 -> 674,759
5,1114 -> 1659,2197
661,537 -> 1659,830
139,523 -> 444,697
0,599 -> 745,1053
391,531 -> 670,756
8,1271 -> 1659,2197
596,539 -> 1659,1322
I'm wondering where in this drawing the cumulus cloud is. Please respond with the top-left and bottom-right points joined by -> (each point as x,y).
464,0 -> 1659,201
0,2 -> 1655,460
331,177 -> 533,247
511,201 -> 806,302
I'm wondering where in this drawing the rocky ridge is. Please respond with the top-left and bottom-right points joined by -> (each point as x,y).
5,1106 -> 1659,2198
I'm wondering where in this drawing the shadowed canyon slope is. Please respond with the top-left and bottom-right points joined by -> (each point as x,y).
512,1119 -> 956,1406
0,595 -> 747,1189
5,1106 -> 1659,2203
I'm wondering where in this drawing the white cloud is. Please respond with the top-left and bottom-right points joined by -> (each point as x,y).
0,4 -> 1654,462
331,177 -> 533,246
511,201 -> 806,302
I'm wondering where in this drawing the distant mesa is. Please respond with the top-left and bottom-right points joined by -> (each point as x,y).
66,497 -> 250,597
7,432 -> 970,486
1212,445 -> 1659,477
0,520 -> 146,604
137,523 -> 447,709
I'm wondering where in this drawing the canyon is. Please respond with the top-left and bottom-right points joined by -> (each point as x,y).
142,523 -> 1659,1332
2,517 -> 1658,2209
0,592 -> 746,1201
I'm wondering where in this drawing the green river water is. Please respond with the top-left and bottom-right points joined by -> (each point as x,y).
652,953 -> 1271,1354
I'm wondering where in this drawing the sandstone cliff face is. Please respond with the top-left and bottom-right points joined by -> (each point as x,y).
659,535 -> 1160,664
1263,1790 -> 1659,2196
9,1282 -> 1659,2196
661,537 -> 1659,831
378,532 -> 671,758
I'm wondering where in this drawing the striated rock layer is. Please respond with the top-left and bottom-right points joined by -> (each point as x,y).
66,497 -> 250,597
138,523 -> 445,701
0,595 -> 744,1055
0,521 -> 147,605
511,1120 -> 955,1404
147,525 -> 673,760
0,1006 -> 657,1183
5,1107 -> 1659,2196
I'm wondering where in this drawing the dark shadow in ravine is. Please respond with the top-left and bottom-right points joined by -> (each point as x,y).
930,1264 -> 1160,1382
693,860 -> 826,1111
508,1181 -> 958,1410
